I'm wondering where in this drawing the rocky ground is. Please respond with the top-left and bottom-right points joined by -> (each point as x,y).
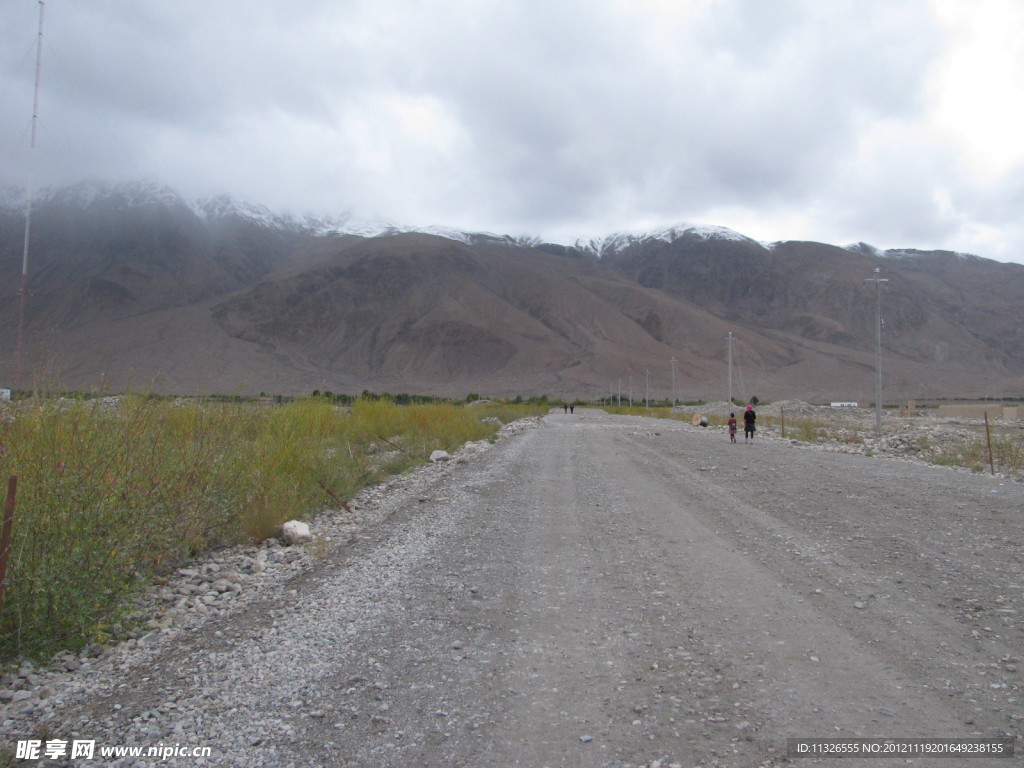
1,408 -> 1021,767
678,401 -> 1024,477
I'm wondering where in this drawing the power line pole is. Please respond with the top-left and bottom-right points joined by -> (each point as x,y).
865,268 -> 889,435
670,357 -> 678,409
645,369 -> 649,409
727,331 -> 734,405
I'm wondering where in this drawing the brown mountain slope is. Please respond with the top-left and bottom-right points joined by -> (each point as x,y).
209,233 -> 792,399
604,233 -> 1024,398
3,185 -> 1024,401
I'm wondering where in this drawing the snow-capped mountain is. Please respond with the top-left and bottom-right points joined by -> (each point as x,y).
573,224 -> 764,259
0,183 -> 788,256
3,181 -> 1024,401
3,182 -> 990,264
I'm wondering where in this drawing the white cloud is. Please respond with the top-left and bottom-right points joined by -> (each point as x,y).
2,0 -> 1024,261
928,0 -> 1024,182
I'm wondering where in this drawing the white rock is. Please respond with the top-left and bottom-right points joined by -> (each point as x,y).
429,450 -> 451,463
281,520 -> 312,545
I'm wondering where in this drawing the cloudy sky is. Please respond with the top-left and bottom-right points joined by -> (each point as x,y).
2,0 -> 1023,261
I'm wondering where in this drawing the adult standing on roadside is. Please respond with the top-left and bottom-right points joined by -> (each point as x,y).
743,404 -> 756,442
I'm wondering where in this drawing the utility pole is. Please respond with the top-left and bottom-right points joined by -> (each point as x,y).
645,369 -> 650,409
865,268 -> 889,435
727,331 -> 734,405
670,357 -> 678,409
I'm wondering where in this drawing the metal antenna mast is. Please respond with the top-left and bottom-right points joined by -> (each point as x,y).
15,1 -> 46,388
866,267 -> 889,435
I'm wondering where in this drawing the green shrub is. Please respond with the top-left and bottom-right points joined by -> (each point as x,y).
0,395 -> 531,661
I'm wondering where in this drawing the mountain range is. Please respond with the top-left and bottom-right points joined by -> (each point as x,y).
2,181 -> 1023,402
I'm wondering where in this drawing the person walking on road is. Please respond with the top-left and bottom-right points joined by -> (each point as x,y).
743,404 -> 756,442
728,412 -> 738,443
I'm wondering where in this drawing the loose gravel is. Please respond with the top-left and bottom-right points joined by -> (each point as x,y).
1,410 -> 1021,767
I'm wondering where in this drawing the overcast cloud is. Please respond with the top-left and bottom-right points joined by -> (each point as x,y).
2,0 -> 1023,261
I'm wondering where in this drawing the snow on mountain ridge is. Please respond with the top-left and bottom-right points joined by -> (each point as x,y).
195,195 -> 288,228
572,223 -> 761,258
0,185 -> 780,254
844,241 -> 885,258
651,223 -> 753,244
843,242 -> 977,261
307,217 -> 534,247
2,182 -> 984,261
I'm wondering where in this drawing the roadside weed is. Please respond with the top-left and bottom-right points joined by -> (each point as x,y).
0,395 -> 535,661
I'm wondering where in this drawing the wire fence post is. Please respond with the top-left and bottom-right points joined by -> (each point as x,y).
0,475 -> 18,608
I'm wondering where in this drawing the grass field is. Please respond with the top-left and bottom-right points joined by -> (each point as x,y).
0,395 -> 543,661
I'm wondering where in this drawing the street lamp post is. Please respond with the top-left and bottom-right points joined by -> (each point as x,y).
866,268 -> 889,435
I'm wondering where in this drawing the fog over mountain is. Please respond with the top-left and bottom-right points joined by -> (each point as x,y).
2,182 -> 1023,402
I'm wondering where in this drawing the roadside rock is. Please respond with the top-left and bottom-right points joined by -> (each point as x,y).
281,520 -> 312,545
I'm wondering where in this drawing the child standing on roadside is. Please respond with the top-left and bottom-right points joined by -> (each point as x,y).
728,412 -> 737,443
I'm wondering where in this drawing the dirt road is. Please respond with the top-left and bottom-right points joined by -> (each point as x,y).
27,411 -> 1024,766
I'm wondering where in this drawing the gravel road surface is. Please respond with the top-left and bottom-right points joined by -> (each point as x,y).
6,410 -> 1022,767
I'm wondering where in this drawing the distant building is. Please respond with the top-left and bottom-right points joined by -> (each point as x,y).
830,402 -> 860,407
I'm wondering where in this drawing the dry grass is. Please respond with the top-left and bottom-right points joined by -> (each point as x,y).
0,395 -> 539,661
